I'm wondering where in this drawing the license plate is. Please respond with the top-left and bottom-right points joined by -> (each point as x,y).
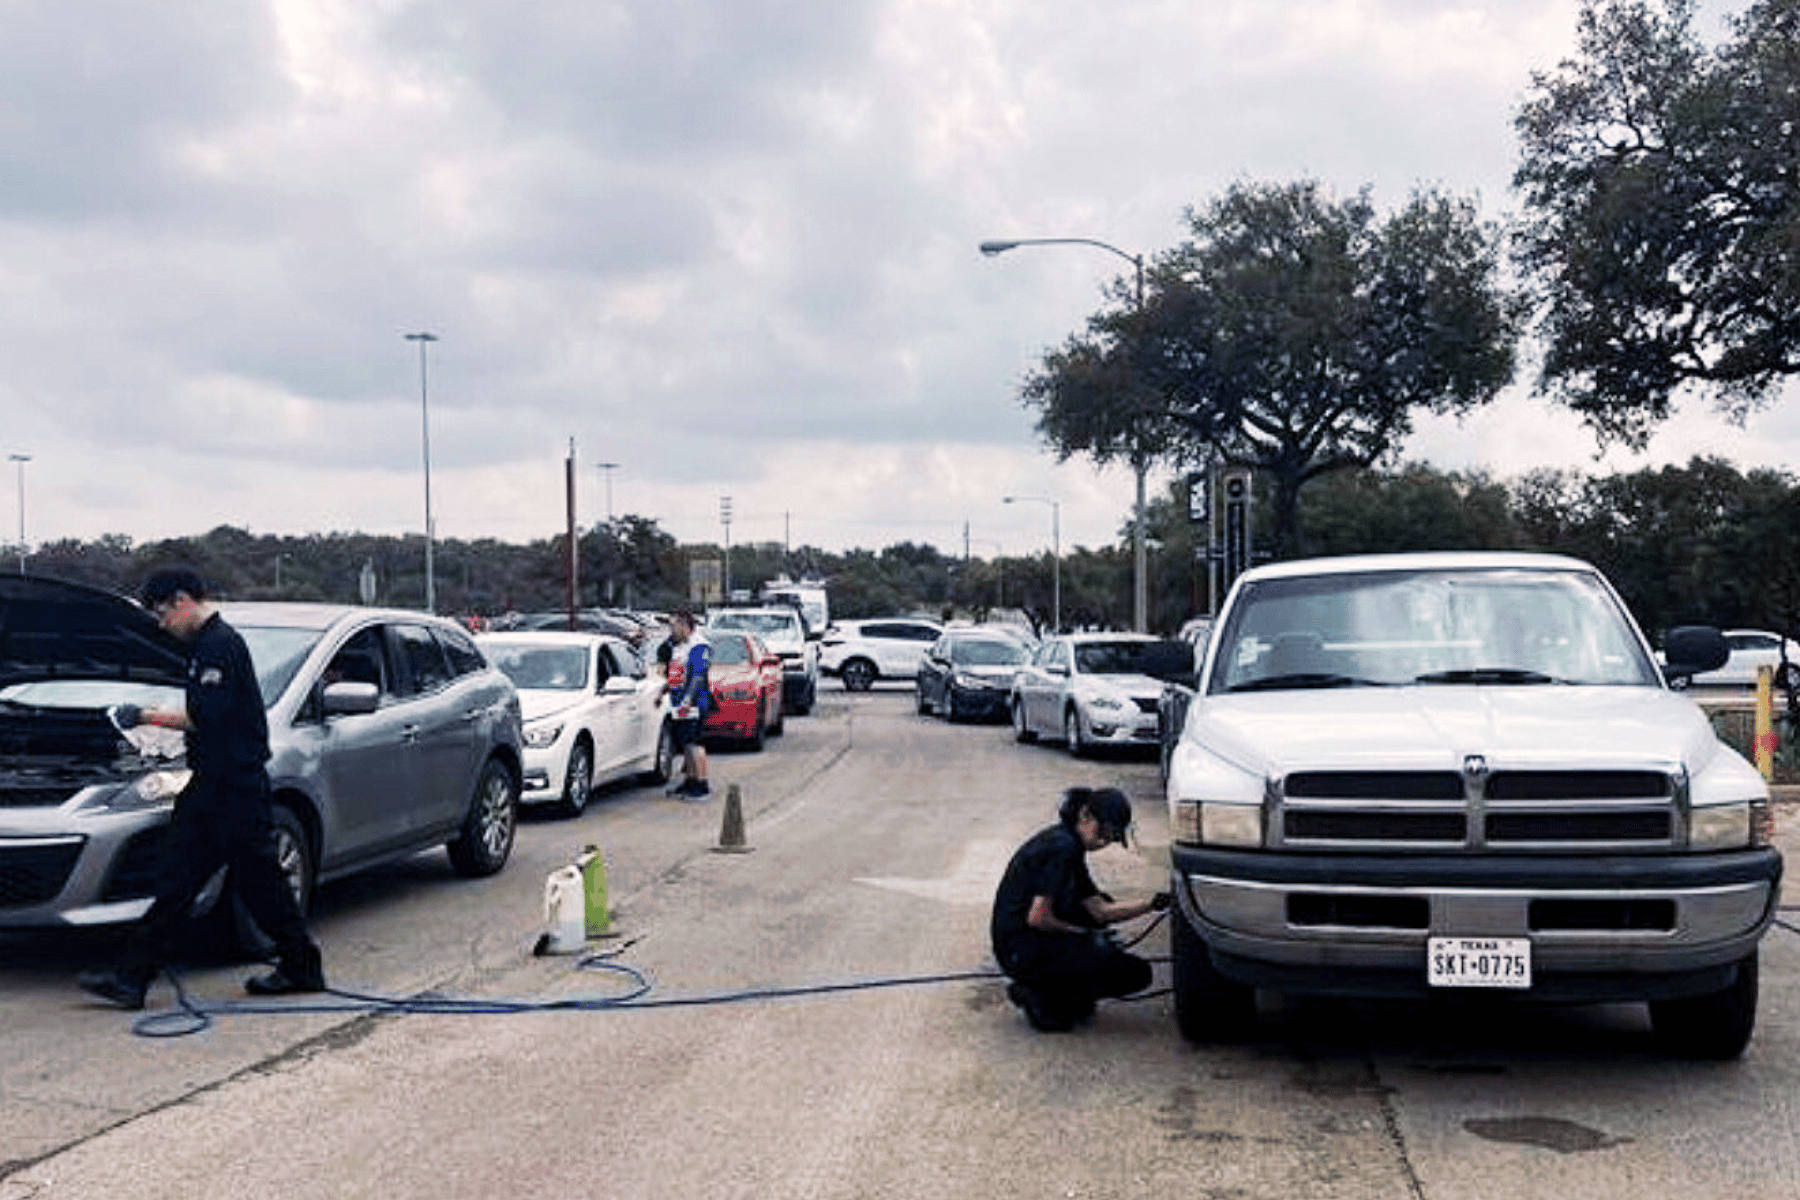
1427,937 -> 1531,989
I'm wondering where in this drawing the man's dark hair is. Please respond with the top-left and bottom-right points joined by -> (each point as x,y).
1057,785 -> 1133,842
140,567 -> 209,608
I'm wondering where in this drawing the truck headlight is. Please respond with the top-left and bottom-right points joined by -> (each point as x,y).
1173,800 -> 1262,847
523,723 -> 564,749
1691,799 -> 1769,850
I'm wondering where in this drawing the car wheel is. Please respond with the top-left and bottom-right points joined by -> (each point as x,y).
942,687 -> 960,723
1063,707 -> 1086,757
641,720 -> 674,785
842,658 -> 876,692
1012,697 -> 1037,743
770,696 -> 786,736
1649,952 -> 1758,1060
209,804 -> 315,961
447,757 -> 518,877
1780,664 -> 1800,693
557,739 -> 593,818
916,684 -> 931,715
1171,904 -> 1256,1043
746,710 -> 767,751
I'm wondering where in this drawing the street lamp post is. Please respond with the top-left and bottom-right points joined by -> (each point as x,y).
1003,495 -> 1060,632
981,237 -> 1150,633
404,332 -> 439,613
7,454 -> 29,575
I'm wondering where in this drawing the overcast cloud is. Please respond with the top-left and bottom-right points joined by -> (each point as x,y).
1,0 -> 1790,564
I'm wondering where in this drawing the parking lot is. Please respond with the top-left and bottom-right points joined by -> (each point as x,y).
4,685 -> 1800,1199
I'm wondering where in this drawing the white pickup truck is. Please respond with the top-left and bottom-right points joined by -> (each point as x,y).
1164,551 -> 1782,1058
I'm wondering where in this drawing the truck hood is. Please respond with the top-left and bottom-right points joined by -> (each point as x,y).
0,575 -> 187,689
1189,685 -> 1725,776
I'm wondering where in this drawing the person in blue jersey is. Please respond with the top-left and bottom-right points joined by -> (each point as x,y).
662,607 -> 713,799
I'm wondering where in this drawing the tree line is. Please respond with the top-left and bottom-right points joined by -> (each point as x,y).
21,455 -> 1798,646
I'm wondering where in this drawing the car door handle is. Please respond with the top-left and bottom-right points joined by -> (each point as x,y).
401,724 -> 421,744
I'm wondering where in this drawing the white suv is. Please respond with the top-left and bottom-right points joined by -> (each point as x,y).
818,618 -> 943,691
707,607 -> 818,714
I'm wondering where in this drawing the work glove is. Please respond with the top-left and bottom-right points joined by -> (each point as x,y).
1150,891 -> 1173,912
109,703 -> 143,731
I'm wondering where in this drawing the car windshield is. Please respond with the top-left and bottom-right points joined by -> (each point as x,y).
485,644 -> 590,691
710,634 -> 752,666
711,613 -> 796,639
949,639 -> 1029,667
1208,567 -> 1658,693
1072,640 -> 1165,675
236,625 -> 329,707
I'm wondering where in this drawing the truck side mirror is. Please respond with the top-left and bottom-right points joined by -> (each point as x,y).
1662,626 -> 1729,680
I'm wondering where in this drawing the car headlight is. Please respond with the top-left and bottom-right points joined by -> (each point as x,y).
1172,799 -> 1263,848
1691,799 -> 1768,850
523,723 -> 564,749
83,768 -> 193,813
951,672 -> 988,689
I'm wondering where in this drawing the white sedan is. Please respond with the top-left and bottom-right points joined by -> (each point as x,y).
1685,629 -> 1800,691
1009,632 -> 1185,755
477,632 -> 673,816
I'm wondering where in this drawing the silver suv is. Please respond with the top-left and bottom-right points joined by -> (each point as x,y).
0,577 -> 524,933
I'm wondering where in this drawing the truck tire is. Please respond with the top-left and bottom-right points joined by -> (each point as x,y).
1171,904 -> 1256,1043
1649,952 -> 1758,1060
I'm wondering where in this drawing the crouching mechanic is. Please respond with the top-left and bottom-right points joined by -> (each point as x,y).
990,787 -> 1169,1032
79,568 -> 325,1010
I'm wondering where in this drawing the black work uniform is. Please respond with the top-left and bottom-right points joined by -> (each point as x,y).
119,612 -> 320,985
990,823 -> 1152,1021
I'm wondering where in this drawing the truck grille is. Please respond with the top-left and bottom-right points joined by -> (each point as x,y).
1276,769 -> 1680,852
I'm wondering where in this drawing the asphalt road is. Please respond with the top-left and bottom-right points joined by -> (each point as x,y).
3,685 -> 1799,1198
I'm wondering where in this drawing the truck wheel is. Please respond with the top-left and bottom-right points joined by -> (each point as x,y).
1171,904 -> 1256,1043
1649,952 -> 1758,1060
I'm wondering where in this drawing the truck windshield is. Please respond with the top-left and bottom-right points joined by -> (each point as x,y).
1208,567 -> 1659,693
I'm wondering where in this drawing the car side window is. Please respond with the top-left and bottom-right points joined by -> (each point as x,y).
394,623 -> 452,696
908,624 -> 939,642
438,625 -> 487,677
303,625 -> 391,722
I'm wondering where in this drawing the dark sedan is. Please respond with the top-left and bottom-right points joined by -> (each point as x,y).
916,630 -> 1031,722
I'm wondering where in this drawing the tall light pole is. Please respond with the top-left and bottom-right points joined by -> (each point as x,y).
8,453 -> 29,575
404,332 -> 438,613
1003,495 -> 1060,632
981,237 -> 1150,633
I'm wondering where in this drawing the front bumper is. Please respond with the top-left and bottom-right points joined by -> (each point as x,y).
1079,704 -> 1160,745
946,685 -> 1010,720
1171,843 -> 1782,1000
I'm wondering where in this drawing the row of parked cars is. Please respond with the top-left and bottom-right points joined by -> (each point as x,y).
0,580 -> 825,945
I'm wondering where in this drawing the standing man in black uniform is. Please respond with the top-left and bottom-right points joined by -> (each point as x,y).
79,568 -> 325,1010
991,787 -> 1167,1032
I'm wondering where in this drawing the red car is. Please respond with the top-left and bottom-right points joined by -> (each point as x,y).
703,630 -> 785,750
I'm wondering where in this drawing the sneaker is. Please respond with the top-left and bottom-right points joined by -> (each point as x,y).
78,970 -> 148,1011
664,778 -> 692,797
244,967 -> 326,997
680,779 -> 711,800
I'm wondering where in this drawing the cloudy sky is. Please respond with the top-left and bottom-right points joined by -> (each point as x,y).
2,0 -> 1790,564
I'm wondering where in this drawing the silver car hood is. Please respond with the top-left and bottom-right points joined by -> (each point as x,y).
1189,685 -> 1727,776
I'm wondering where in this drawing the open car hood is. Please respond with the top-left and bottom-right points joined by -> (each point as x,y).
0,574 -> 188,688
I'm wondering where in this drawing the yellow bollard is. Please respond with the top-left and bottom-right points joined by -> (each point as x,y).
1753,665 -> 1777,781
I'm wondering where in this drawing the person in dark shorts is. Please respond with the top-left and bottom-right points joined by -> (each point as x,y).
79,568 -> 325,1010
991,787 -> 1167,1031
662,607 -> 712,799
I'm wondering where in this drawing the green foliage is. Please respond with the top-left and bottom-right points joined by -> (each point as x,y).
1023,180 -> 1520,557
1514,0 -> 1800,446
